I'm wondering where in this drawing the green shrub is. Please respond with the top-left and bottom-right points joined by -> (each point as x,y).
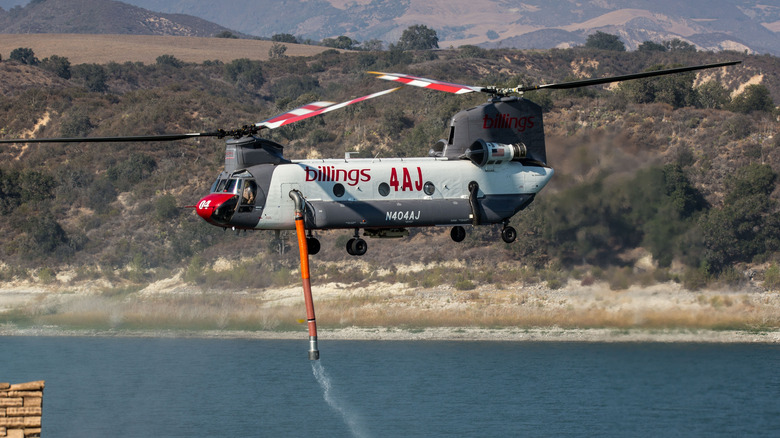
224,58 -> 265,89
454,278 -> 476,291
10,47 -> 38,65
764,264 -> 780,291
155,194 -> 180,221
40,55 -> 71,79
72,64 -> 108,92
156,54 -> 183,68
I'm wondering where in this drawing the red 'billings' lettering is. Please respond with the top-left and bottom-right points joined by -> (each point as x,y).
482,114 -> 535,132
304,166 -> 371,186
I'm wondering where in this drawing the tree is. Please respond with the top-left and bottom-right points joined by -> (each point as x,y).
700,164 -> 778,271
156,54 -> 183,68
107,153 -> 157,192
224,58 -> 265,89
21,216 -> 70,258
397,24 -> 439,50
60,112 -> 94,138
663,164 -> 706,218
214,31 -> 238,39
664,38 -> 697,52
637,41 -> 666,52
154,194 -> 180,221
584,31 -> 625,51
728,84 -> 775,114
268,43 -> 288,59
361,39 -> 384,51
458,45 -> 487,58
72,64 -> 108,92
619,64 -> 697,108
10,47 -> 39,65
40,55 -> 71,79
696,80 -> 730,109
272,33 -> 298,44
322,36 -> 358,50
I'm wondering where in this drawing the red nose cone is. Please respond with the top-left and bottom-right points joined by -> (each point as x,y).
196,193 -> 237,224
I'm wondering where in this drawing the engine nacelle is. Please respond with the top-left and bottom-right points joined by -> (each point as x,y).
462,139 -> 527,167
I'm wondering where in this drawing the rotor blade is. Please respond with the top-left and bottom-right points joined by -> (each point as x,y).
256,101 -> 336,129
369,71 -> 483,94
515,61 -> 742,92
256,87 -> 401,129
0,132 -> 221,144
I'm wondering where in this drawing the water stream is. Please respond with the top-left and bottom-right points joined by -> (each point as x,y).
312,360 -> 371,438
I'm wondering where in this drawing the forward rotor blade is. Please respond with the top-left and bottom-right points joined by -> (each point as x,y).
515,61 -> 742,93
256,101 -> 336,129
0,132 -> 221,144
369,71 -> 483,94
256,87 -> 401,129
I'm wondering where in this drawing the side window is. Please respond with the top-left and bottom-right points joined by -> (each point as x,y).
242,180 -> 257,205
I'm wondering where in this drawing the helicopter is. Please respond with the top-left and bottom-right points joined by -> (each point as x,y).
1,60 -> 740,257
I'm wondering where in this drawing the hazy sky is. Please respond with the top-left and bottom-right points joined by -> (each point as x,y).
0,0 -> 29,9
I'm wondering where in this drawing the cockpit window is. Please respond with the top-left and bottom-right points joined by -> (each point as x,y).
224,179 -> 239,194
211,178 -> 229,193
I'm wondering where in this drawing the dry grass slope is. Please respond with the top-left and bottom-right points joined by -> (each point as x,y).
0,34 -> 334,64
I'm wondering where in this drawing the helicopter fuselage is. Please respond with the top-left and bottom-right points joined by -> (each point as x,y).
196,157 -> 553,234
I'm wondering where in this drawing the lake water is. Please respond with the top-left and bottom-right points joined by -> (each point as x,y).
1,336 -> 779,437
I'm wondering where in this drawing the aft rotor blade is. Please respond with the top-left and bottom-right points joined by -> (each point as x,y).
369,71 -> 483,94
0,132 -> 221,144
515,61 -> 742,92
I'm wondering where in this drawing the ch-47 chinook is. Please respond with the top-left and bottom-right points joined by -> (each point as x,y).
1,61 -> 740,257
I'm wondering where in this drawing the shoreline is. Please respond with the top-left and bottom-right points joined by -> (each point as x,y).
3,274 -> 780,344
2,326 -> 779,344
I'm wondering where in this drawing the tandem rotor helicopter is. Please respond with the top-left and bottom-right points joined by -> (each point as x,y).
1,61 -> 740,257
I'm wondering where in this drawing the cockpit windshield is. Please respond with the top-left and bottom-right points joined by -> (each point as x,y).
210,177 -> 230,193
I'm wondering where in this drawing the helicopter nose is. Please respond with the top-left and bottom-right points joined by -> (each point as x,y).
196,193 -> 238,224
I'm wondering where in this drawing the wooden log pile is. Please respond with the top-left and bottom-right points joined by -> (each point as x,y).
0,381 -> 43,438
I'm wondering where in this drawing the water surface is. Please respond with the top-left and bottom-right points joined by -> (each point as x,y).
2,337 -> 778,437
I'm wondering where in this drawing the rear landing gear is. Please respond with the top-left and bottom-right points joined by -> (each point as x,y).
346,229 -> 367,256
306,237 -> 320,255
450,226 -> 466,242
501,225 -> 517,243
306,231 -> 320,255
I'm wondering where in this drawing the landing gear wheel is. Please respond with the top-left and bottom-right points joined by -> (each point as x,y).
306,237 -> 320,255
501,226 -> 517,243
349,238 -> 368,256
450,226 -> 466,242
346,238 -> 356,255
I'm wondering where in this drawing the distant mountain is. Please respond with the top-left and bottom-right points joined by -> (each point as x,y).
0,0 -> 239,37
116,0 -> 779,55
2,0 -> 778,56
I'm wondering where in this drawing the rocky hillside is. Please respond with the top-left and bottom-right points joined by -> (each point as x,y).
0,45 -> 778,293
0,0 -> 238,37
